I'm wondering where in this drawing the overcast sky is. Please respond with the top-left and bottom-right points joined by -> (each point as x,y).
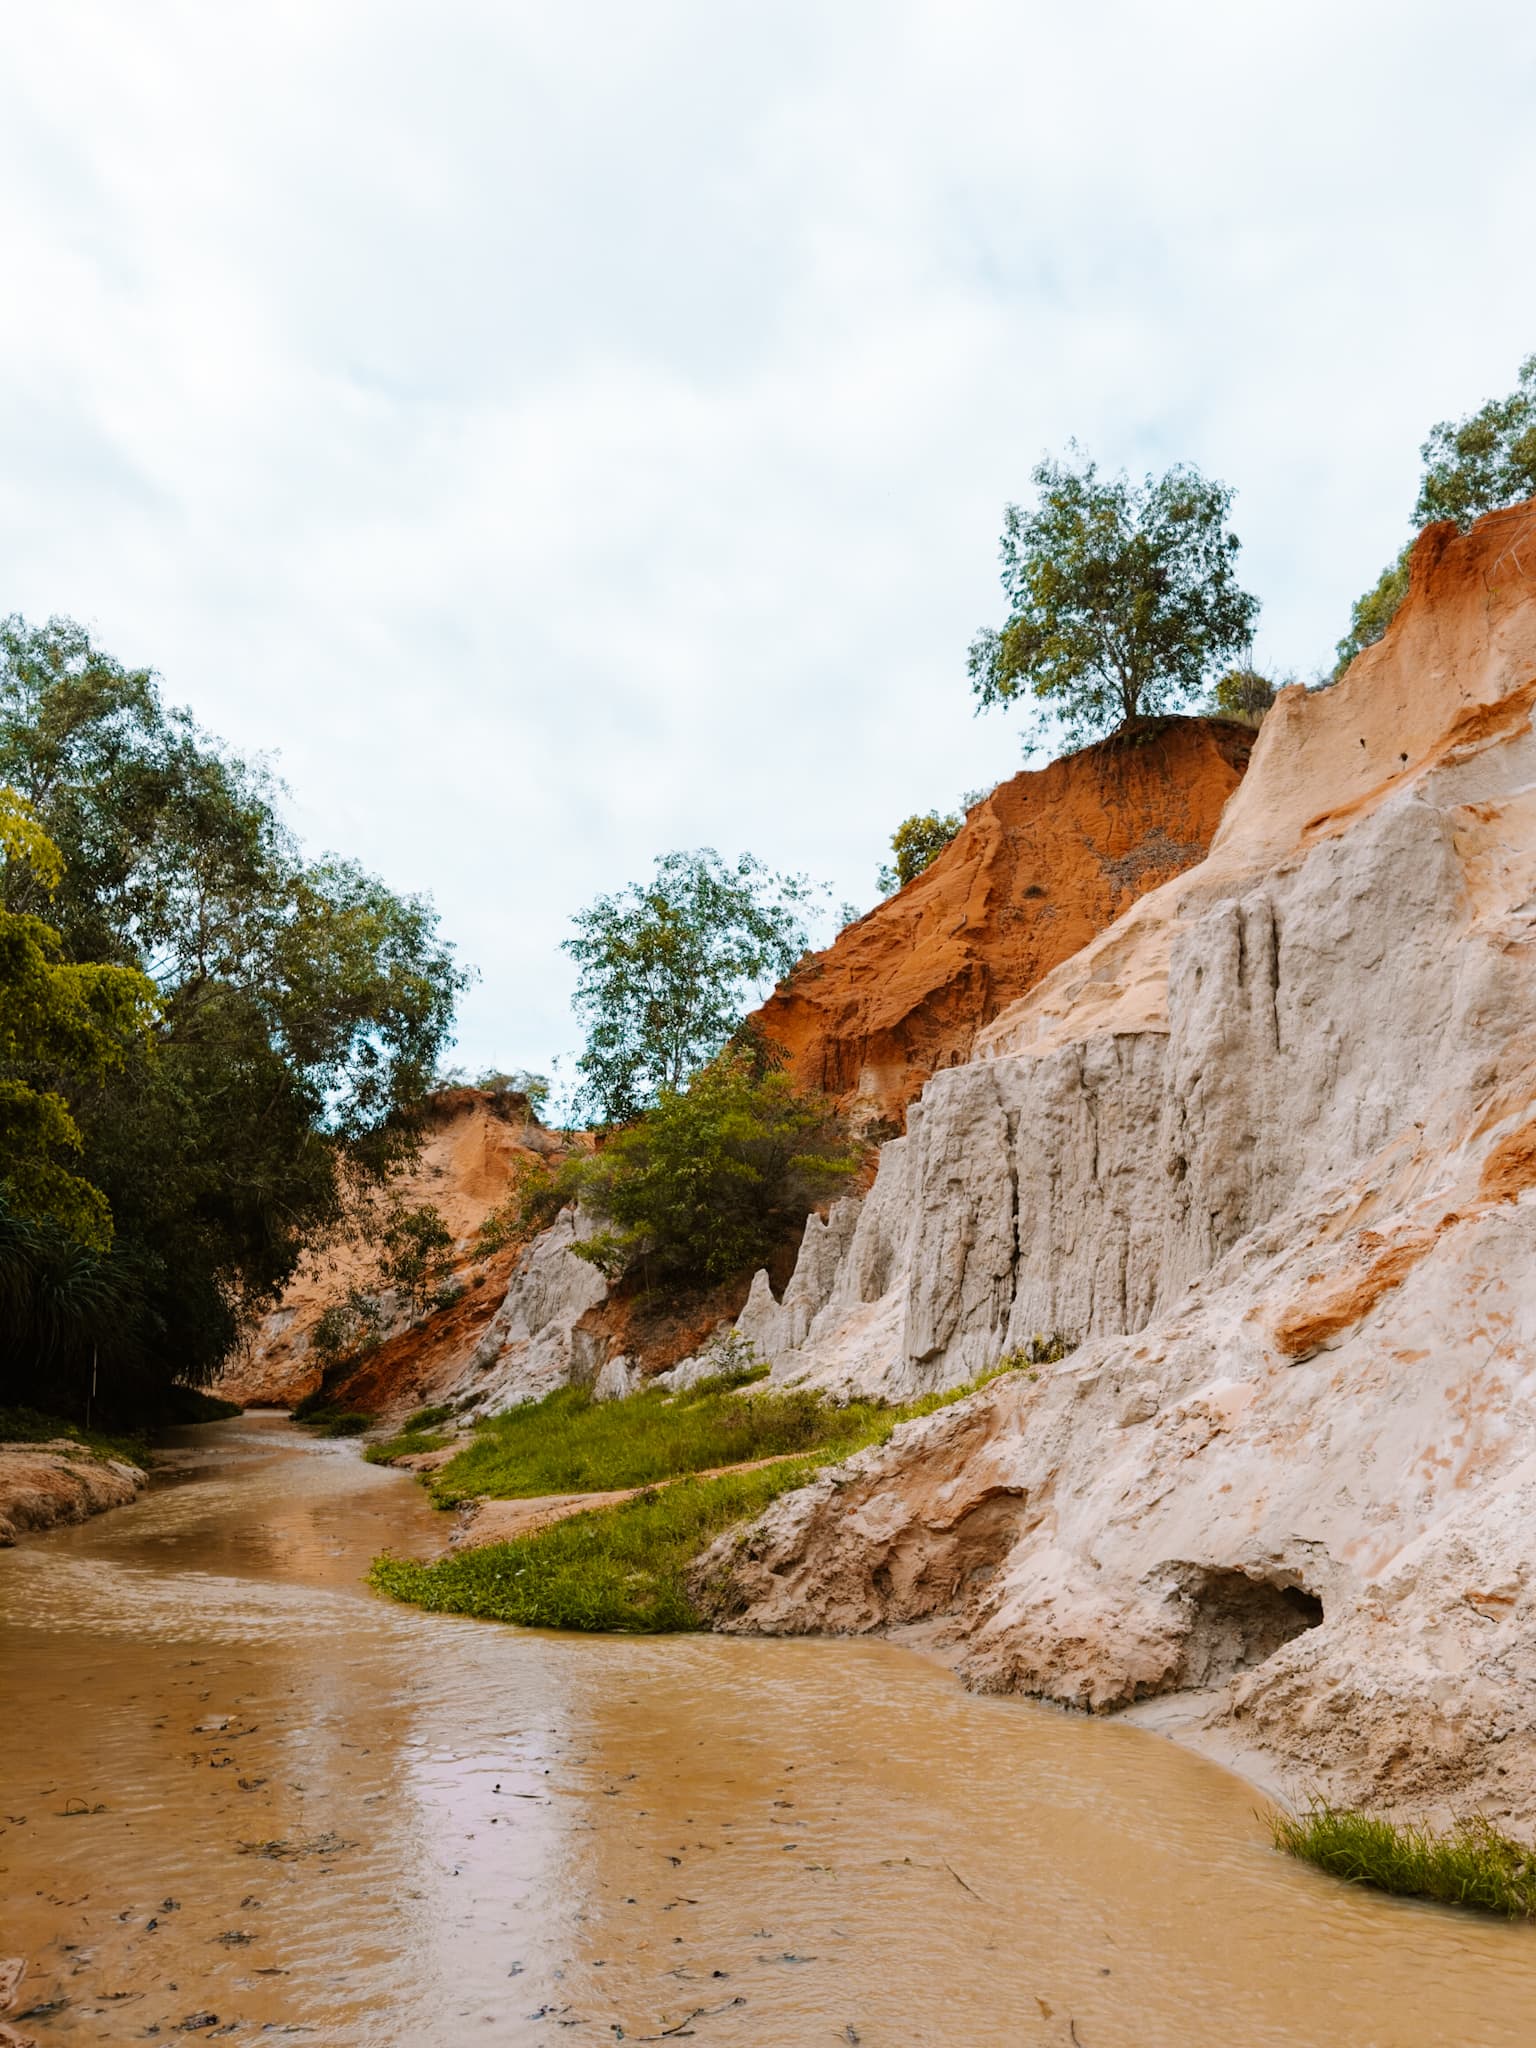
4,1 -> 1534,1081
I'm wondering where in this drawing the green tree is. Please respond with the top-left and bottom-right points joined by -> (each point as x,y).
1336,355 -> 1536,677
0,616 -> 468,1417
0,789 -> 156,1248
377,1199 -> 455,1315
1416,353 -> 1536,531
564,849 -> 820,1125
569,1053 -> 856,1288
1334,545 -> 1413,677
876,809 -> 963,895
968,446 -> 1260,748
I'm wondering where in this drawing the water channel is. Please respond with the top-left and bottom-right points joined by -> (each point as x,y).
3,1413 -> 1534,2045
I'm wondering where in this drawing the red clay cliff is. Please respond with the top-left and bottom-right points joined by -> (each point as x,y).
751,716 -> 1255,1125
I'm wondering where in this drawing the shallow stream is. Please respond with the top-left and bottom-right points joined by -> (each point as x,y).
4,1413 -> 1534,2045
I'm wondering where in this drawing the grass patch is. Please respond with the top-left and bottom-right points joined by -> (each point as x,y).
364,1428 -> 449,1466
370,1458 -> 827,1631
425,1377 -> 892,1508
404,1403 -> 454,1431
0,1406 -> 147,1468
1271,1803 -> 1536,1917
372,1350 -> 1057,1633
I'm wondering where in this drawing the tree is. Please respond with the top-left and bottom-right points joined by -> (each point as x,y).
968,446 -> 1260,747
377,1199 -> 455,1315
564,848 -> 820,1125
569,1052 -> 857,1287
0,615 -> 469,1416
1415,353 -> 1536,531
876,810 -> 963,895
1334,545 -> 1413,678
0,789 -> 156,1249
1337,355 -> 1536,676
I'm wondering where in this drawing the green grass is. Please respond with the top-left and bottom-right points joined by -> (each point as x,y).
1271,1803 -> 1536,1917
423,1377 -> 898,1508
370,1457 -> 829,1631
403,1403 -> 454,1431
364,1427 -> 450,1466
0,1405 -> 148,1468
371,1353 -> 1054,1633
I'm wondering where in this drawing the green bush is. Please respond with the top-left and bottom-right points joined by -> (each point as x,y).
405,1403 -> 454,1431
377,1201 -> 455,1315
876,810 -> 963,895
569,1053 -> 857,1288
1272,1803 -> 1536,1918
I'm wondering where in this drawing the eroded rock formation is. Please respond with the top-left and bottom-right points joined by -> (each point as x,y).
697,501 -> 1536,1827
749,718 -> 1254,1127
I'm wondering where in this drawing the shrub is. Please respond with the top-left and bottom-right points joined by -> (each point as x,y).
876,810 -> 963,895
1271,1803 -> 1536,1918
1211,666 -> 1278,720
569,1053 -> 857,1289
364,1426 -> 448,1465
405,1403 -> 453,1431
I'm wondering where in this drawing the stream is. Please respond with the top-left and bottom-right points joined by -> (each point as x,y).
4,1412 -> 1535,2046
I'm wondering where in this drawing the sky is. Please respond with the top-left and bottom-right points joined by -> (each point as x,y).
3,0 -> 1535,1082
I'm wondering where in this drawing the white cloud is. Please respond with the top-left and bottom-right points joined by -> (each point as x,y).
2,0 -> 1534,1071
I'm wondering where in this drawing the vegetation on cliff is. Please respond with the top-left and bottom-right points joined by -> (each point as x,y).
565,847 -> 821,1125
0,615 -> 467,1425
967,446 -> 1260,748
1337,353 -> 1536,674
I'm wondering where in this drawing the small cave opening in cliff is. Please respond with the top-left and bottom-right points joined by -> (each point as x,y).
1171,1567 -> 1323,1689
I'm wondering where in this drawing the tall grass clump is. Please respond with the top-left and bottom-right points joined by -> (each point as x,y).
1271,1803 -> 1536,1918
371,1459 -> 824,1632
426,1378 -> 893,1508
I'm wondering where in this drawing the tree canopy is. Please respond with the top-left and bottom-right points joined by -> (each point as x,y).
1415,353 -> 1536,532
564,848 -> 819,1125
968,447 -> 1260,747
0,615 -> 468,1419
569,1051 -> 856,1288
0,789 -> 157,1248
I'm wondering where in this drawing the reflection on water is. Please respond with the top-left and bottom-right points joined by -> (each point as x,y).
3,1413 -> 1533,2046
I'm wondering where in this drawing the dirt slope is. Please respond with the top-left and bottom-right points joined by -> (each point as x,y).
750,718 -> 1255,1126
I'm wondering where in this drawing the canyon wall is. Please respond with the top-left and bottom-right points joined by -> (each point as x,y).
699,502 -> 1536,1827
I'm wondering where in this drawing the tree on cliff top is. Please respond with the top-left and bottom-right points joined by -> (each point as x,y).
968,446 -> 1260,750
564,849 -> 820,1126
1336,352 -> 1536,676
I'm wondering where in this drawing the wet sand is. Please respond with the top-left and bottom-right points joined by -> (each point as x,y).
4,1412 -> 1535,2046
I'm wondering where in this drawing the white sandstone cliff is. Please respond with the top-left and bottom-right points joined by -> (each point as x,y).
693,501 -> 1536,1826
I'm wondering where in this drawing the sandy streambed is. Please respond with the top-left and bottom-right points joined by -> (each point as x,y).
3,1413 -> 1535,2047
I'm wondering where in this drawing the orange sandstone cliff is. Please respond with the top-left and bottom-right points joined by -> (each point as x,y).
750,717 -> 1255,1125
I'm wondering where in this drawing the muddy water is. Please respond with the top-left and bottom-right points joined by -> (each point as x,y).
3,1417 -> 1535,2047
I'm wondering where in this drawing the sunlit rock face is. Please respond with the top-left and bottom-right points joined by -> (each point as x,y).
700,501 -> 1536,1829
